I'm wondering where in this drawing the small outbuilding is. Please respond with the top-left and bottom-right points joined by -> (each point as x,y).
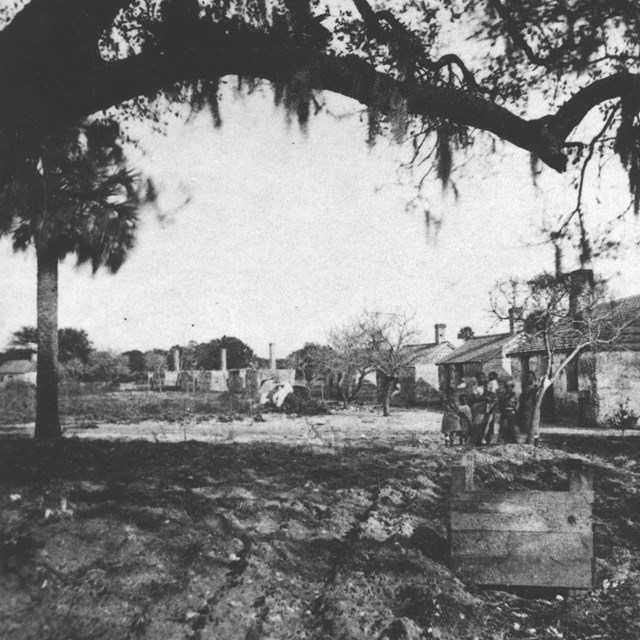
394,323 -> 455,405
0,358 -> 37,387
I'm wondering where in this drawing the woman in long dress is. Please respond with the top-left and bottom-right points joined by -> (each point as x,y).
499,381 -> 519,443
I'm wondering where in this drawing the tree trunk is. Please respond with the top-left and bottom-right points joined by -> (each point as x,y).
381,376 -> 393,417
35,243 -> 61,439
382,393 -> 391,417
339,387 -> 350,410
526,380 -> 551,445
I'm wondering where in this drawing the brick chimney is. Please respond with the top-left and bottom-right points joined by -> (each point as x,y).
269,343 -> 276,370
568,268 -> 595,316
434,324 -> 446,344
508,307 -> 523,335
220,348 -> 227,372
173,348 -> 180,372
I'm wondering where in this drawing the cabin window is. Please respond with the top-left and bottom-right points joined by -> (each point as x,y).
566,357 -> 579,392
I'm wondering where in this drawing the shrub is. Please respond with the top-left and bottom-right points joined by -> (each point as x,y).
0,379 -> 36,423
605,401 -> 640,435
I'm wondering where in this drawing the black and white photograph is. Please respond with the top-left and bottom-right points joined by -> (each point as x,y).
1,1 -> 640,638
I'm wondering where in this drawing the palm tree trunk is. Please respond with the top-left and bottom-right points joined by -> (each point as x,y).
34,243 -> 61,439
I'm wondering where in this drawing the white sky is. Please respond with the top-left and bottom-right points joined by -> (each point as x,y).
1,84 -> 639,358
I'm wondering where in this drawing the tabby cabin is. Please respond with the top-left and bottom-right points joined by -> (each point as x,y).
392,323 -> 455,406
437,331 -> 519,392
507,293 -> 640,427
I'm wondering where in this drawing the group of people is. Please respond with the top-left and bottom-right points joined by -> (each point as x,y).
441,371 -> 539,446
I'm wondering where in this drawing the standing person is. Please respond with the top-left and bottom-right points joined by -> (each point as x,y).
471,372 -> 487,400
458,394 -> 472,445
487,371 -> 500,395
441,389 -> 461,446
470,398 -> 489,445
499,381 -> 519,443
469,373 -> 488,445
481,390 -> 498,444
519,372 -> 539,443
480,374 -> 500,444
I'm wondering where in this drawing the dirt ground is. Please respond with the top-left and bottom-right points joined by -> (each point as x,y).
1,410 -> 640,640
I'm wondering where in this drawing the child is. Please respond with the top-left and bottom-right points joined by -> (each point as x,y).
441,389 -> 461,446
487,371 -> 499,394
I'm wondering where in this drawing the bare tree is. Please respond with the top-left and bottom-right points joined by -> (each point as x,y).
327,320 -> 376,411
358,312 -> 424,417
492,272 -> 633,443
328,311 -> 424,416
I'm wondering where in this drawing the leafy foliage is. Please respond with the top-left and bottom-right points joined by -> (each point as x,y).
0,119 -> 145,271
9,326 -> 94,363
174,336 -> 254,370
123,349 -> 146,373
605,401 -> 640,434
286,343 -> 334,385
58,329 -> 93,364
9,326 -> 38,347
85,350 -> 131,383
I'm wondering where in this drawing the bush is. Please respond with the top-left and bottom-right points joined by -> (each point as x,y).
0,380 -> 36,424
605,401 -> 640,435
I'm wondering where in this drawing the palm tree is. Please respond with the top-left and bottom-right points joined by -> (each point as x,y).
0,120 -> 144,438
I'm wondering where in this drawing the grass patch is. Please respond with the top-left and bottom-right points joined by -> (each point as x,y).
0,385 -> 249,425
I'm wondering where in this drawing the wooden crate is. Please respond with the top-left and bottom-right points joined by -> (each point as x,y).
449,456 -> 594,590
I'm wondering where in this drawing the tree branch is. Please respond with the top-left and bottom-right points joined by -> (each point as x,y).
488,0 -> 573,69
0,2 -> 638,188
352,0 -> 491,94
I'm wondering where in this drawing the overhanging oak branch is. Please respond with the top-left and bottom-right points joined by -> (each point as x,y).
0,1 -> 638,185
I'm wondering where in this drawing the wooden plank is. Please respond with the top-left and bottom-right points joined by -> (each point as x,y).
450,555 -> 593,589
450,509 -> 592,533
451,455 -> 474,492
450,492 -> 593,533
451,490 -> 594,506
450,531 -> 593,558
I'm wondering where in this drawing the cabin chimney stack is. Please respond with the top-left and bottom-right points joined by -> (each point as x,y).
269,343 -> 276,370
569,268 -> 595,316
220,348 -> 227,372
508,307 -> 523,335
435,324 -> 446,345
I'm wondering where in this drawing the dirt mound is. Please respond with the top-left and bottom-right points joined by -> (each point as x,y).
1,433 -> 640,639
